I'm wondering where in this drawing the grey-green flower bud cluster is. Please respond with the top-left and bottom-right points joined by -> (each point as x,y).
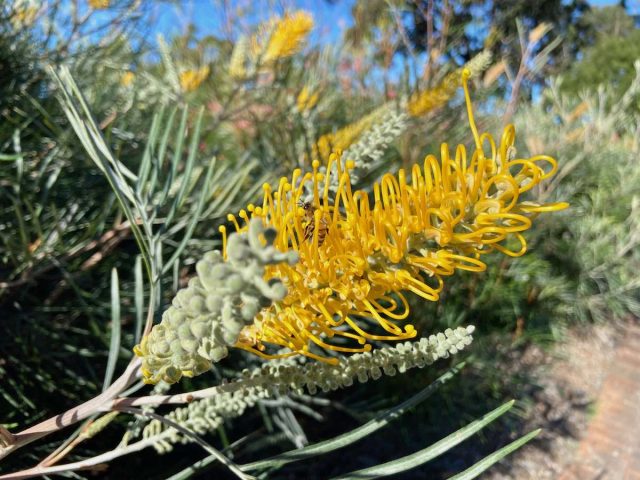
134,219 -> 299,384
464,50 -> 492,79
141,326 -> 474,451
256,325 -> 475,395
344,110 -> 408,171
143,384 -> 271,453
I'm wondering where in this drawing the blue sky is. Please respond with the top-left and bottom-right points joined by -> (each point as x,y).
151,0 -> 356,45
147,0 -> 638,50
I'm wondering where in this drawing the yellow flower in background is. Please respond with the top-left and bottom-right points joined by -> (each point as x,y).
229,35 -> 249,79
179,66 -> 210,93
223,69 -> 568,364
120,71 -> 135,87
314,106 -> 388,162
297,86 -> 320,112
407,71 -> 460,117
11,4 -> 37,27
408,50 -> 492,116
263,11 -> 314,62
88,0 -> 110,9
314,51 -> 493,161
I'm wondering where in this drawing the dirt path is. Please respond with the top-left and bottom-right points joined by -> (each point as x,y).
488,320 -> 640,480
559,322 -> 640,480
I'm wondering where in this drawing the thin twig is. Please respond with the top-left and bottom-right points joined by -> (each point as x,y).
0,431 -> 173,480
109,376 -> 265,410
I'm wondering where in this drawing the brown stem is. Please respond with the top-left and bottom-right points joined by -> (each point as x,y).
0,358 -> 141,462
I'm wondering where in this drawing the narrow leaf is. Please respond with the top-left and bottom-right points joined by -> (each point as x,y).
134,256 -> 144,344
161,153 -> 216,274
241,363 -> 465,472
329,400 -> 516,479
448,429 -> 541,480
103,268 -> 122,392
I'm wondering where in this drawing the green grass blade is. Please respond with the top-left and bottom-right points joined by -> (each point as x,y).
157,108 -> 189,207
149,107 -> 176,200
134,256 -> 144,344
50,66 -> 153,277
103,268 -> 122,392
137,110 -> 162,197
201,161 -> 258,219
160,107 -> 204,231
241,363 -> 466,473
329,400 -> 516,480
448,429 -> 541,480
161,153 -> 216,274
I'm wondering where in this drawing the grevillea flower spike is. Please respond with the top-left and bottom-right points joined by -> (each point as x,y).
135,70 -> 567,383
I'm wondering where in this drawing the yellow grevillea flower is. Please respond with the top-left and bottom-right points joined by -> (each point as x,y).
407,71 -> 460,117
407,51 -> 492,117
179,66 -> 210,93
314,52 -> 492,161
120,71 -> 135,87
88,0 -> 110,9
222,70 -> 568,364
297,86 -> 320,112
315,106 -> 388,162
263,11 -> 314,62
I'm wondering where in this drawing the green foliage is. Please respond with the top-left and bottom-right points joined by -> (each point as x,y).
1,2 -> 639,479
561,25 -> 640,99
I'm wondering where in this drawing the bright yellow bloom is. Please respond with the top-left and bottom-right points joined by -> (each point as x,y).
297,86 -> 320,112
222,70 -> 568,364
179,66 -> 210,93
120,71 -> 135,87
263,11 -> 314,62
88,0 -> 110,9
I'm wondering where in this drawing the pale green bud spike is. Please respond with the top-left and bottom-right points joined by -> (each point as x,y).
141,326 -> 475,451
134,219 -> 297,384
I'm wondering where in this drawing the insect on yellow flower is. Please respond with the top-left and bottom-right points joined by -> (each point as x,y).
222,69 -> 568,365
